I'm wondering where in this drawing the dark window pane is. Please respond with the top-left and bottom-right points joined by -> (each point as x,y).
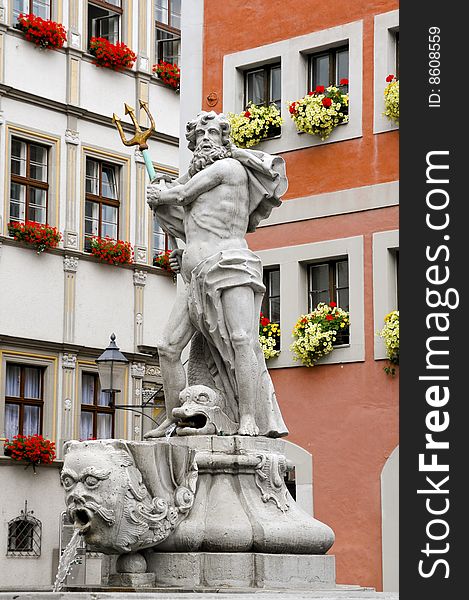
337,260 -> 349,287
270,66 -> 281,108
337,288 -> 349,312
310,264 -> 329,294
246,70 -> 265,106
336,48 -> 349,85
313,54 -> 330,88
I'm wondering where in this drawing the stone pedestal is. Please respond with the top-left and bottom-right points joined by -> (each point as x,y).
149,435 -> 334,555
147,552 -> 336,590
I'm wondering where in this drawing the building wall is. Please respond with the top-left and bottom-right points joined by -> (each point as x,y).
0,1 -> 180,587
197,0 -> 400,591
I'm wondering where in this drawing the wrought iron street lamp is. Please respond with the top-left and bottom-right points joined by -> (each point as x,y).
96,334 -> 129,408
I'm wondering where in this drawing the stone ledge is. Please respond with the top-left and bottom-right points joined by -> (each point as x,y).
0,591 -> 399,599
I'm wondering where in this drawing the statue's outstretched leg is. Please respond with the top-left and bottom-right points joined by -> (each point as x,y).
144,287 -> 195,439
222,286 -> 260,436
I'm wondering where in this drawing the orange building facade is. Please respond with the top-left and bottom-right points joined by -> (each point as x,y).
180,0 -> 399,592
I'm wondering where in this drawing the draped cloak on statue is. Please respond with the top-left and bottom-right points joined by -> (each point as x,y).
152,146 -> 289,437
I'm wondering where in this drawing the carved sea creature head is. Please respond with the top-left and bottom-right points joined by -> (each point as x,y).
61,440 -> 175,554
172,385 -> 238,436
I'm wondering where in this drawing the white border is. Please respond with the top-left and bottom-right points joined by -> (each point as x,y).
372,230 -> 399,359
223,20 -> 363,154
373,10 -> 399,134
257,236 -> 364,368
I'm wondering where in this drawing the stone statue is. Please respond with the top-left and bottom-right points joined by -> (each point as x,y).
146,111 -> 288,438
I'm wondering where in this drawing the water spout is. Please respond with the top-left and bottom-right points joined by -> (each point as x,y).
52,528 -> 82,592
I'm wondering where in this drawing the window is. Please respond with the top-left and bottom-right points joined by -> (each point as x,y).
85,158 -> 119,251
88,0 -> 122,46
4,364 -> 44,439
8,509 -> 42,557
262,268 -> 280,323
80,373 -> 115,440
244,63 -> 281,111
155,0 -> 181,64
309,259 -> 349,344
309,45 -> 349,91
395,31 -> 400,79
13,0 -> 51,22
10,138 -> 48,225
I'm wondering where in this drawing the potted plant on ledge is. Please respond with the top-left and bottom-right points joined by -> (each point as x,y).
16,13 -> 67,50
152,61 -> 180,91
227,102 -> 283,148
90,236 -> 134,265
4,434 -> 56,474
89,37 -> 137,71
8,221 -> 62,253
288,81 -> 349,141
290,302 -> 350,366
384,74 -> 399,125
379,310 -> 399,375
259,313 -> 281,360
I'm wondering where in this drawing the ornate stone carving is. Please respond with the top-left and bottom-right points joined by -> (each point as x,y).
65,129 -> 80,145
131,363 -> 146,379
69,31 -> 81,49
63,255 -> 79,272
134,246 -> 148,264
62,354 -> 77,369
61,440 -> 198,554
136,313 -> 143,326
172,385 -> 238,436
64,398 -> 72,411
134,148 -> 145,163
64,231 -> 79,250
254,453 -> 290,513
142,387 -> 159,403
133,270 -> 147,286
145,365 -> 161,377
138,55 -> 149,72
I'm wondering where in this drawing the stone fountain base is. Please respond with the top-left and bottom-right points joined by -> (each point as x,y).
105,435 -> 335,591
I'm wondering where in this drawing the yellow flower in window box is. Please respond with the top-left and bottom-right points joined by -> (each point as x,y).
227,102 -> 283,148
384,75 -> 399,125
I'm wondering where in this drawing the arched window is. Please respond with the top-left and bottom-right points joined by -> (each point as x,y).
7,503 -> 42,557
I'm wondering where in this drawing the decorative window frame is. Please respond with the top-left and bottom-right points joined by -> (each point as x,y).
256,235 -> 364,368
0,350 -> 58,442
74,360 -> 128,440
223,20 -> 363,153
83,0 -> 132,52
373,229 -> 399,360
373,10 -> 399,134
7,509 -> 42,557
80,146 -> 131,253
3,124 -> 61,237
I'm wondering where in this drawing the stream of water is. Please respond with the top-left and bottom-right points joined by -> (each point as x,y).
52,528 -> 82,592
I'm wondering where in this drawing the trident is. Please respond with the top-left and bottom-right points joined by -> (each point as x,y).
112,100 -> 157,181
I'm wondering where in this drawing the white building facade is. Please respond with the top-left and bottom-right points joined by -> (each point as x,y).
0,0 -> 181,588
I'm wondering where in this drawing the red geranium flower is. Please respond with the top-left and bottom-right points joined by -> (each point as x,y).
386,74 -> 395,83
289,102 -> 297,114
329,301 -> 337,308
340,78 -> 349,85
322,97 -> 332,107
326,315 -> 334,321
315,85 -> 325,94
244,111 -> 251,118
308,91 -> 314,96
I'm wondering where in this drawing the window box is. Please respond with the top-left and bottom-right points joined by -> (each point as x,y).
7,221 -> 62,253
290,302 -> 350,367
152,60 -> 180,90
4,434 -> 56,472
259,313 -> 280,360
89,37 -> 136,71
153,249 -> 174,273
227,102 -> 283,149
289,83 -> 349,141
15,13 -> 66,50
90,236 -> 134,265
384,75 -> 399,125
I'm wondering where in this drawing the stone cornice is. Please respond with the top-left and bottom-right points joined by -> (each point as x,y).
0,84 -> 179,147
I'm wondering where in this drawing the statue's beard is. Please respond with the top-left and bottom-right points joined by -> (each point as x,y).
188,139 -> 231,177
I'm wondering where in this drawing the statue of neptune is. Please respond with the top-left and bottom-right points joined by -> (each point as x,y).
145,111 -> 288,438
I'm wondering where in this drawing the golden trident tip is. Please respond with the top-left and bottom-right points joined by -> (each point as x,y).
112,100 -> 156,151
